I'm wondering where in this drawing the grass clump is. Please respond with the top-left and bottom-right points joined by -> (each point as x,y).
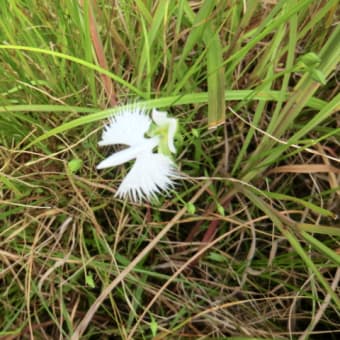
1,1 -> 339,339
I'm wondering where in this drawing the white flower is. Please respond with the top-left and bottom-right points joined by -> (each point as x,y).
97,105 -> 178,202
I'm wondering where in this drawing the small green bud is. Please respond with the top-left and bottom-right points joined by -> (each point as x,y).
192,128 -> 199,138
216,203 -> 225,216
68,158 -> 83,173
85,272 -> 95,288
186,202 -> 196,214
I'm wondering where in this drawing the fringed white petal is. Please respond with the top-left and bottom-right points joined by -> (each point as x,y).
99,106 -> 151,146
97,137 -> 159,169
115,152 -> 177,202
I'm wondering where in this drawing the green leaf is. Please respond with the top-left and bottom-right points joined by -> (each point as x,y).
22,91 -> 330,149
262,191 -> 335,217
150,314 -> 158,337
205,23 -> 225,129
85,272 -> 95,288
186,202 -> 196,214
216,203 -> 225,216
301,231 -> 340,266
68,159 -> 83,173
0,44 -> 145,97
299,52 -> 321,68
310,68 -> 327,85
191,128 -> 199,138
207,251 -> 226,263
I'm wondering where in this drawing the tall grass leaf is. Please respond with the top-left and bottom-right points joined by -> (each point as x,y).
0,45 -> 145,98
205,23 -> 225,129
301,231 -> 340,266
23,88 -> 330,149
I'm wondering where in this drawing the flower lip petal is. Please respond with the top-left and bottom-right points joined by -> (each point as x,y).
96,147 -> 138,170
115,151 -> 177,202
97,137 -> 159,169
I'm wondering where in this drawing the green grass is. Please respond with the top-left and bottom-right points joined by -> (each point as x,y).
1,1 -> 339,339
